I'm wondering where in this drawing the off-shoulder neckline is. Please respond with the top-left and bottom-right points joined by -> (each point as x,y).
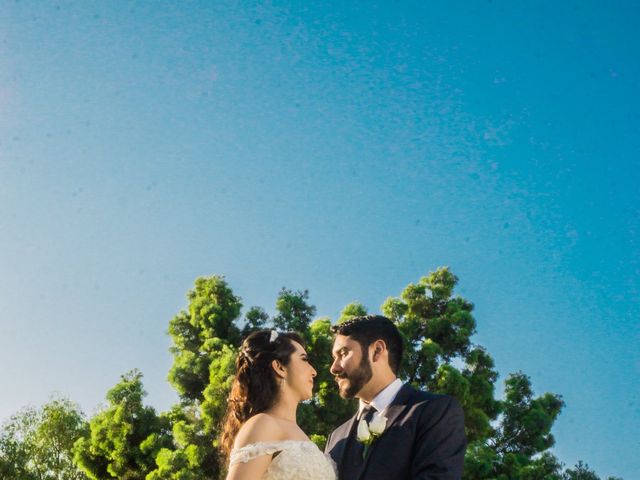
231,439 -> 314,452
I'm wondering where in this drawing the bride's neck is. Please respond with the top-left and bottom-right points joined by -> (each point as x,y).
266,391 -> 298,423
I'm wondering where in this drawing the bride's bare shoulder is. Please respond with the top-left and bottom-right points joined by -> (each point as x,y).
233,414 -> 287,449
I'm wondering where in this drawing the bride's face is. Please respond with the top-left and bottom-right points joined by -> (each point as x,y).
283,341 -> 317,401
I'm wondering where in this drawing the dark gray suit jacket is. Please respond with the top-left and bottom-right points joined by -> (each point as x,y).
325,384 -> 467,480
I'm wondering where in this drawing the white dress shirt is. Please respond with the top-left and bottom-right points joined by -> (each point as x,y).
357,378 -> 404,420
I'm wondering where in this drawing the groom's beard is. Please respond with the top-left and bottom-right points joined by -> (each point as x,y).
336,355 -> 373,399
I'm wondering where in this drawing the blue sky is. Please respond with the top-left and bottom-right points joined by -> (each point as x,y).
1,1 -> 638,478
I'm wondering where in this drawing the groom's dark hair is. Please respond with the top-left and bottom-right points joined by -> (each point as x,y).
331,315 -> 403,374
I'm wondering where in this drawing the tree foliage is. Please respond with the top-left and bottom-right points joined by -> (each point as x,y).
0,397 -> 88,480
145,276 -> 243,480
73,370 -> 171,480
562,461 -> 622,480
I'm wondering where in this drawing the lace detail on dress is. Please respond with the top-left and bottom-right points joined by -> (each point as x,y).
229,440 -> 336,480
229,440 -> 294,465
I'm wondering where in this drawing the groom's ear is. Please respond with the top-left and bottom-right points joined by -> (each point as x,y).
371,339 -> 387,362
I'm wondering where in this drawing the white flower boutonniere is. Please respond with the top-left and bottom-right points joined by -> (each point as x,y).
356,413 -> 388,459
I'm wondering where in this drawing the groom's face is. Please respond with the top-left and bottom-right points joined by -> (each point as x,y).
330,335 -> 373,399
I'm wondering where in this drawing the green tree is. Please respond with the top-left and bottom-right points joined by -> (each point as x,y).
0,406 -> 37,480
73,370 -> 170,480
0,397 -> 88,480
146,404 -> 219,480
464,372 -> 565,479
563,461 -> 623,480
167,276 -> 242,404
147,276 -> 243,480
272,288 -> 316,336
337,302 -> 368,323
381,269 -> 501,443
240,306 -> 269,337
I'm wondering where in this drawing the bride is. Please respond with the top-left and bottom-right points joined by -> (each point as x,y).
220,330 -> 336,480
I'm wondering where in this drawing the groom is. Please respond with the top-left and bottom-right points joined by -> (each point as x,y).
325,315 -> 467,480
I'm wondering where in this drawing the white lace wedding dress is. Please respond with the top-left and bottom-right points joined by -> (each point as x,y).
229,440 -> 336,480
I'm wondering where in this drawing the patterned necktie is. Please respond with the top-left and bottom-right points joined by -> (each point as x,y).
361,405 -> 376,424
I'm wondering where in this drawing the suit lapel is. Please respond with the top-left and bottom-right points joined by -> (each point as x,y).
357,384 -> 416,479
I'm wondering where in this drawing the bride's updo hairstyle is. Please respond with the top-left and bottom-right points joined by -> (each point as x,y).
219,329 -> 304,461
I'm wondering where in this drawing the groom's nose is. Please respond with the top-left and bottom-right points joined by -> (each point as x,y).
330,358 -> 342,375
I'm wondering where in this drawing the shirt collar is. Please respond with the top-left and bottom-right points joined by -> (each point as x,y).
357,378 -> 403,419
